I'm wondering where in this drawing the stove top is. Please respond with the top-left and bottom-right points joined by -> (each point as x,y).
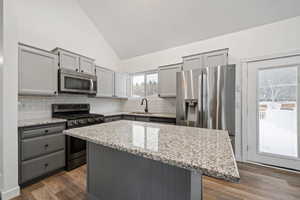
52,104 -> 104,128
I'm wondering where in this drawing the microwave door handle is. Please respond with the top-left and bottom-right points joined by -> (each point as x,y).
90,79 -> 94,93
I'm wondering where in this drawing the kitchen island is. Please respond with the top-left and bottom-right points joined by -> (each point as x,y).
64,120 -> 239,200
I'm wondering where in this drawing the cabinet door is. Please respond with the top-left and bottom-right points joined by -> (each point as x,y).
19,45 -> 58,96
57,49 -> 80,71
182,55 -> 203,70
115,72 -> 128,98
158,63 -> 182,97
79,57 -> 95,75
95,67 -> 114,97
203,49 -> 228,67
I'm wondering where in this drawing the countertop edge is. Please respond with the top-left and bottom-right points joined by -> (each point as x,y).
18,118 -> 67,128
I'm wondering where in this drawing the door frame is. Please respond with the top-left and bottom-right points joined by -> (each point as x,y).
240,50 -> 300,164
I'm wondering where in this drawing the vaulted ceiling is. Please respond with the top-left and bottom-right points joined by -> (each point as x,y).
78,0 -> 300,59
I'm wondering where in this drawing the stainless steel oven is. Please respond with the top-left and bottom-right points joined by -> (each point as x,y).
59,68 -> 97,94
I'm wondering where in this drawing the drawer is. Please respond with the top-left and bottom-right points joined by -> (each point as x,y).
104,116 -> 122,122
21,150 -> 65,184
150,117 -> 176,124
135,116 -> 150,122
123,115 -> 135,120
22,123 -> 65,139
22,134 -> 65,161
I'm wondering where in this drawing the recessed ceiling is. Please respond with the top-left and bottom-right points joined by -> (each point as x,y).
78,0 -> 300,59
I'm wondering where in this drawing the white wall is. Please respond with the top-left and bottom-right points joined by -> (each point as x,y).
15,0 -> 120,70
119,16 -> 300,72
0,0 -> 20,199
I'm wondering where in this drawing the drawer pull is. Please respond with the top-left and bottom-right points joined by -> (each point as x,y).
44,130 -> 49,133
44,144 -> 49,148
44,163 -> 49,168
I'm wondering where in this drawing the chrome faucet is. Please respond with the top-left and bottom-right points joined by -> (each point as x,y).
141,98 -> 149,113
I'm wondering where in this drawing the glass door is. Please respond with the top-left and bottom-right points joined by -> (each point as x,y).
247,55 -> 300,170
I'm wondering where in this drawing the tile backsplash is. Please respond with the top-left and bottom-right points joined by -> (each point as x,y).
18,95 -> 124,120
121,96 -> 176,114
18,95 -> 176,120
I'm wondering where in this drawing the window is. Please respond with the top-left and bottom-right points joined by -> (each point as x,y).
146,72 -> 158,96
131,71 -> 158,97
132,74 -> 145,97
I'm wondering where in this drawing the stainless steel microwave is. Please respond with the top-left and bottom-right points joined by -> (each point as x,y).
59,68 -> 97,94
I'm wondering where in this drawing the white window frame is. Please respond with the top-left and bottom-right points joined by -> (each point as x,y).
130,70 -> 158,98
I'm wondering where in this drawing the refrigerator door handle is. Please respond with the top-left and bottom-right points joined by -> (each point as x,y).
202,70 -> 208,128
198,74 -> 203,127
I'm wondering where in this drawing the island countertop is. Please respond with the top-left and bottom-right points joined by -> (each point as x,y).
64,120 -> 240,182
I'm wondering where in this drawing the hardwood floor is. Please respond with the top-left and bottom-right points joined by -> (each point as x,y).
13,162 -> 300,200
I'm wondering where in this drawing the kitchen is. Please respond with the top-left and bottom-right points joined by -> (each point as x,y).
1,0 -> 300,200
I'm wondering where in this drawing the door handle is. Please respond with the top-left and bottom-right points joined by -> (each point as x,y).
90,79 -> 94,92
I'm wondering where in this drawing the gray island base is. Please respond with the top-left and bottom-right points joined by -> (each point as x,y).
64,120 -> 240,200
87,142 -> 202,200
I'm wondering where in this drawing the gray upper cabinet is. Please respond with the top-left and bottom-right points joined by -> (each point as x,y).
158,63 -> 182,97
79,56 -> 95,75
182,55 -> 203,70
53,48 -> 80,72
95,66 -> 114,97
53,48 -> 95,75
18,44 -> 58,96
203,49 -> 228,67
183,48 -> 228,70
115,72 -> 129,98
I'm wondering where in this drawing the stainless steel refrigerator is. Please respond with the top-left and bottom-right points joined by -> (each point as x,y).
176,64 -> 235,136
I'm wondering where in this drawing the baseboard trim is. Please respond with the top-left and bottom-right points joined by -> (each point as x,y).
1,186 -> 20,200
243,161 -> 300,174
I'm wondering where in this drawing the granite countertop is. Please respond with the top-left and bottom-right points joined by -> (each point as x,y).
103,112 -> 176,119
64,120 -> 240,182
18,118 -> 67,128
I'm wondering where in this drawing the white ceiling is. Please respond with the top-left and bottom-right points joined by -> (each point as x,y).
78,0 -> 300,59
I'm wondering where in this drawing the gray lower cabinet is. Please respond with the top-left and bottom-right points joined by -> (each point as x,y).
19,122 -> 66,185
123,115 -> 136,121
104,115 -> 176,125
18,44 -> 58,96
21,151 -> 65,184
104,115 -> 122,122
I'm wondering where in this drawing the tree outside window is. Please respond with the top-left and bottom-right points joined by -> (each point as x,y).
131,71 -> 158,97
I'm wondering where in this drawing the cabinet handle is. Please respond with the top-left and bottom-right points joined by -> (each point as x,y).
44,144 -> 49,148
76,69 -> 79,72
81,70 -> 84,73
54,91 -> 57,95
44,130 -> 49,133
44,163 -> 49,168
